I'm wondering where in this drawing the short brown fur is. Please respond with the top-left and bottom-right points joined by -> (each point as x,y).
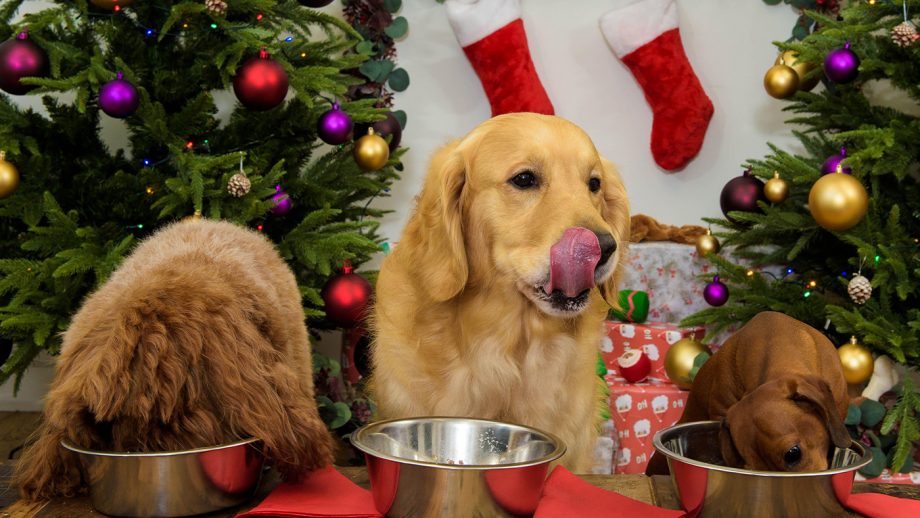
647,311 -> 850,474
16,220 -> 333,500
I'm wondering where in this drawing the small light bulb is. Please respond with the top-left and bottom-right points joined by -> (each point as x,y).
186,141 -> 194,150
146,186 -> 154,195
210,23 -> 218,29
786,267 -> 794,274
256,13 -> 264,21
142,159 -> 151,166
746,270 -> 754,277
257,224 -> 264,231
874,255 -> 880,262
145,29 -> 154,37
809,280 -> 817,288
285,36 -> 293,42
300,52 -> 306,58
804,290 -> 812,298
114,5 -> 121,12
137,224 -> 144,229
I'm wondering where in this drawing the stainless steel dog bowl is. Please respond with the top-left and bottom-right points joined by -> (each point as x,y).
351,417 -> 566,517
62,438 -> 264,517
653,421 -> 872,518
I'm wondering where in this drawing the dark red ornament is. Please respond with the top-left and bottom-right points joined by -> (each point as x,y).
232,49 -> 289,111
0,30 -> 49,95
720,169 -> 766,223
355,112 -> 403,152
321,262 -> 372,328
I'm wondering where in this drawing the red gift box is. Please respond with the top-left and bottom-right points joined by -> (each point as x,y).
601,321 -> 705,383
858,469 -> 920,485
607,377 -> 688,474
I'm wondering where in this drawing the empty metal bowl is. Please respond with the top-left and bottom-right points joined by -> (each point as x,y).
653,421 -> 872,518
62,438 -> 264,517
351,417 -> 566,517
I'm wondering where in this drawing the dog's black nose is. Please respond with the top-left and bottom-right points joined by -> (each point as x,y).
594,232 -> 617,268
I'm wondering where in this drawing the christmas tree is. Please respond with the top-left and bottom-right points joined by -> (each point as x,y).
0,0 -> 404,422
685,0 -> 920,472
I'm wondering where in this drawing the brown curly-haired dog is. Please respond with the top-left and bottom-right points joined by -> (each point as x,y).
15,219 -> 333,500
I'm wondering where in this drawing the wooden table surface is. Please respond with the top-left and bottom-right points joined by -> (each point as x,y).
2,464 -> 919,517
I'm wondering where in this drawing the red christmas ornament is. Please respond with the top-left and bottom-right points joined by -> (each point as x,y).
232,49 -> 289,111
321,262 -> 372,328
617,349 -> 651,383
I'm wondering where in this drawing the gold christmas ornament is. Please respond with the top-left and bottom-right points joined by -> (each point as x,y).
353,128 -> 390,171
838,336 -> 874,385
183,210 -> 203,222
764,171 -> 789,203
665,337 -> 711,390
695,229 -> 721,256
848,274 -> 872,305
89,0 -> 135,9
808,168 -> 868,231
891,21 -> 918,47
764,63 -> 800,99
775,50 -> 820,92
0,151 -> 20,199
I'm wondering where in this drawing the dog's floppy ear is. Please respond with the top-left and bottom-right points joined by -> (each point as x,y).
598,158 -> 630,305
405,141 -> 468,302
786,375 -> 851,449
718,417 -> 744,468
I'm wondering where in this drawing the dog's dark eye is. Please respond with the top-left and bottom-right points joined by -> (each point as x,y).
784,444 -> 802,466
588,177 -> 601,193
510,171 -> 538,189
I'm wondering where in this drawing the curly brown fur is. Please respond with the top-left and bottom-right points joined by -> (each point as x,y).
15,220 -> 334,501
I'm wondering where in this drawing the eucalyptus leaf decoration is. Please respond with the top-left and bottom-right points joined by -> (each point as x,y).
344,0 -> 410,116
762,0 -> 843,40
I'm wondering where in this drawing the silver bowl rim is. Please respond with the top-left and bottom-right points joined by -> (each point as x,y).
652,420 -> 872,477
351,416 -> 567,471
60,437 -> 261,458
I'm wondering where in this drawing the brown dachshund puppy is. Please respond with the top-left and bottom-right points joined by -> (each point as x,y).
647,311 -> 851,474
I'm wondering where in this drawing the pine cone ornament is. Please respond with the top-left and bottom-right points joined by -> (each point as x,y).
227,172 -> 251,197
848,275 -> 872,305
891,22 -> 918,47
205,0 -> 227,15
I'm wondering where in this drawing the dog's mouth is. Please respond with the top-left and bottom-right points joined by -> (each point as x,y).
531,285 -> 591,314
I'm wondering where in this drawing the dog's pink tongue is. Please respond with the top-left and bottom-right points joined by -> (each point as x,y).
545,227 -> 601,298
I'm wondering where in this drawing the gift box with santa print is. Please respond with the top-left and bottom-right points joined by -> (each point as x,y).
601,321 -> 705,384
607,377 -> 688,474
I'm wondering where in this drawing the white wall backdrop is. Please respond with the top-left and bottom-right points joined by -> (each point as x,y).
373,0 -> 803,251
0,0 -> 805,409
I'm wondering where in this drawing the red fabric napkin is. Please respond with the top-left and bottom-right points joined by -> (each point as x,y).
534,467 -> 684,518
845,492 -> 920,518
235,465 -> 382,518
534,466 -> 920,518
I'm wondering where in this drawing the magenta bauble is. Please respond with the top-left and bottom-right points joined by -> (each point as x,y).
269,185 -> 293,215
322,264 -> 372,328
719,169 -> 766,223
824,43 -> 860,84
99,72 -> 139,118
317,103 -> 353,145
0,31 -> 49,95
704,275 -> 729,307
232,50 -> 289,111
821,147 -> 852,175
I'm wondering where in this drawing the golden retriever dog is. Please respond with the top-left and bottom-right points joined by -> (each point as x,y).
370,113 -> 630,471
16,220 -> 333,500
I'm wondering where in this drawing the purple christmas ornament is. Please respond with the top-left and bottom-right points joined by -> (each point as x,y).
719,169 -> 766,224
821,147 -> 852,175
824,42 -> 860,84
317,103 -> 353,145
0,30 -> 49,95
704,275 -> 729,307
270,184 -> 293,215
99,72 -> 139,118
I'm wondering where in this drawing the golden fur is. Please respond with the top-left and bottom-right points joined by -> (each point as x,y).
370,114 -> 630,471
16,220 -> 333,500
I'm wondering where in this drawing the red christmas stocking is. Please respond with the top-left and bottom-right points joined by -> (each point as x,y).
446,0 -> 554,116
600,0 -> 714,171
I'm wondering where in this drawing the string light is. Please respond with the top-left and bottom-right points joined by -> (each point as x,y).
257,224 -> 264,231
145,29 -> 154,37
142,159 -> 150,166
210,23 -> 218,30
804,290 -> 812,298
145,186 -> 155,195
185,141 -> 194,150
786,267 -> 794,274
874,254 -> 880,263
746,270 -> 754,277
114,5 -> 121,12
182,22 -> 189,29
285,36 -> 293,42
256,13 -> 264,21
300,52 -> 307,58
808,280 -> 817,288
